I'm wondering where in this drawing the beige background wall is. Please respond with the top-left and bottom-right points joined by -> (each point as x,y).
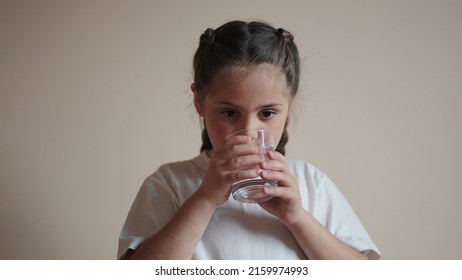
1,0 -> 461,259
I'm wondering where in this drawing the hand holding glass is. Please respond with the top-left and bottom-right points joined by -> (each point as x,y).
228,129 -> 278,203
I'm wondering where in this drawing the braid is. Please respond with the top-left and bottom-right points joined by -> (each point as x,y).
199,28 -> 215,46
276,28 -> 294,44
275,27 -> 299,96
275,122 -> 289,155
200,123 -> 213,153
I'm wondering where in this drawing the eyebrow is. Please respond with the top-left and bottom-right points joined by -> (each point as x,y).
214,101 -> 284,109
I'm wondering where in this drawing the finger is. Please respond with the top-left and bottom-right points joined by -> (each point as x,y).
224,169 -> 261,183
260,160 -> 287,173
216,144 -> 263,166
262,185 -> 297,202
266,149 -> 286,162
260,170 -> 296,188
212,144 -> 262,168
224,135 -> 252,148
214,135 -> 252,153
227,154 -> 265,170
261,150 -> 289,171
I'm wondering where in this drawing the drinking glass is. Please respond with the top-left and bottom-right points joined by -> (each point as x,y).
228,129 -> 278,203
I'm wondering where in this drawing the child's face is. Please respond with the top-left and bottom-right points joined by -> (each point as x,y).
194,64 -> 291,150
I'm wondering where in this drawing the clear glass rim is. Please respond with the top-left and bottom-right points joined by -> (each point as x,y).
224,128 -> 274,147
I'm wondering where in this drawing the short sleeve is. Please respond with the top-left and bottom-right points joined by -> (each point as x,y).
312,172 -> 381,259
117,169 -> 180,259
290,160 -> 380,260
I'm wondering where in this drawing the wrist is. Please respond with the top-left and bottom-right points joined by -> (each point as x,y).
282,209 -> 308,228
192,188 -> 222,210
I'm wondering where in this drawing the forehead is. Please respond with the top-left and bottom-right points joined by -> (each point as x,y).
208,63 -> 291,98
217,63 -> 285,83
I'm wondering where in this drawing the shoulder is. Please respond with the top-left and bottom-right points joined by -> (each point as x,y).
145,153 -> 206,184
286,158 -> 328,187
139,153 -> 207,202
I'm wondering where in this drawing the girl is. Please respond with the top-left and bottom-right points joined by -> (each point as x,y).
118,20 -> 380,260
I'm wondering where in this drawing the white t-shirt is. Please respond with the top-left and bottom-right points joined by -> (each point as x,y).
118,152 -> 380,259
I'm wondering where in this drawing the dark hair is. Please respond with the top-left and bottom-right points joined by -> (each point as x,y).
193,20 -> 300,155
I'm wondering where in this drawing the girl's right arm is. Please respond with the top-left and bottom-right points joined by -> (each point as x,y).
128,136 -> 263,259
129,191 -> 218,259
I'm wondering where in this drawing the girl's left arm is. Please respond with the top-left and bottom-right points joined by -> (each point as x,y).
259,150 -> 368,260
280,209 -> 368,260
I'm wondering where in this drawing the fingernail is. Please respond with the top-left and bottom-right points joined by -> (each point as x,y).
263,187 -> 271,193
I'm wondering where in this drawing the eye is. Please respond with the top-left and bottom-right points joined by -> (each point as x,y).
259,110 -> 276,119
222,110 -> 238,118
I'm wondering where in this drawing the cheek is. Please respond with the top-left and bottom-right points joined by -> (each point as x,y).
273,130 -> 284,148
272,117 -> 289,147
205,121 -> 231,149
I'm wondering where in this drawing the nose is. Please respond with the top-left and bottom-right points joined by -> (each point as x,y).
240,115 -> 262,131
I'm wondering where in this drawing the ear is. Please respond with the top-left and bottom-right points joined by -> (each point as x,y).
191,83 -> 204,117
